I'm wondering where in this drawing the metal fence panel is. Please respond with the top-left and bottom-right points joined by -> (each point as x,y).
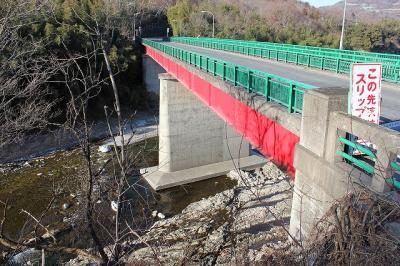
171,37 -> 400,83
143,39 -> 317,113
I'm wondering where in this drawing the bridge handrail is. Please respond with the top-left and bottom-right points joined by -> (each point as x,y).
172,37 -> 400,62
330,112 -> 400,189
188,37 -> 400,61
170,37 -> 400,84
142,39 -> 317,113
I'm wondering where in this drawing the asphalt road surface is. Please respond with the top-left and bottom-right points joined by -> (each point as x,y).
165,41 -> 400,121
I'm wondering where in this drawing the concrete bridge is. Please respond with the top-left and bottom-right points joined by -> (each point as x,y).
141,37 -> 400,241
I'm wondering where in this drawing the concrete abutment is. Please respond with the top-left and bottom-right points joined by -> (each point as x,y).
289,87 -> 400,242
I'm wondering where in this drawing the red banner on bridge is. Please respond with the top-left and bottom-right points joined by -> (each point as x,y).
145,46 -> 299,175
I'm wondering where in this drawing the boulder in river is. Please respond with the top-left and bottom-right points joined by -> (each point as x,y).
98,145 -> 112,153
8,248 -> 41,265
111,200 -> 118,212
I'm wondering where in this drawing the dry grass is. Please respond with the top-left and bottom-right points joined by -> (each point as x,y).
307,189 -> 400,265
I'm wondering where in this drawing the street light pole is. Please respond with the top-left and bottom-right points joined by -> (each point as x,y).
339,0 -> 347,50
201,10 -> 215,38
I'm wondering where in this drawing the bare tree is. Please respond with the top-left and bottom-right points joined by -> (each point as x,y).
60,45 -> 111,263
1,1 -> 159,264
55,1 -> 153,263
0,0 -> 61,148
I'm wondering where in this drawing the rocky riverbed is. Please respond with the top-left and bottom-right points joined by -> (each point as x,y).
0,135 -> 238,265
67,161 -> 294,265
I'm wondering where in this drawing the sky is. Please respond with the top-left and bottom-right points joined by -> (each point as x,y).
302,0 -> 342,7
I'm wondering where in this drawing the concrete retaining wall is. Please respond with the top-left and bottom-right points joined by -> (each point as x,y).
289,87 -> 400,241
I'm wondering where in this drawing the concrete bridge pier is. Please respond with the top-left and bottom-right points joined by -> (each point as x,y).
142,73 -> 266,190
142,54 -> 165,99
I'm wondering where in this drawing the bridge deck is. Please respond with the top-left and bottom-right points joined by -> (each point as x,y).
164,41 -> 400,121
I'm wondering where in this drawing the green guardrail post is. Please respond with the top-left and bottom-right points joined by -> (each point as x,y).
265,77 -> 271,100
213,60 -> 216,76
234,66 -> 237,86
288,84 -> 295,113
397,70 -> 400,83
199,55 -> 202,69
248,70 -> 252,92
223,62 -> 226,80
336,59 -> 340,73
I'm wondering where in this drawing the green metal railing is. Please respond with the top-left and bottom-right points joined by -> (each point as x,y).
143,39 -> 317,113
392,161 -> 400,172
336,137 -> 400,189
170,37 -> 400,84
336,137 -> 377,174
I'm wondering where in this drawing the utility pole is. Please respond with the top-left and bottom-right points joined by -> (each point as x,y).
133,12 -> 140,41
201,10 -> 215,38
339,0 -> 347,50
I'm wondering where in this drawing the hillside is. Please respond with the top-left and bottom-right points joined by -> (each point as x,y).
221,0 -> 324,29
168,0 -> 340,47
166,0 -> 400,53
322,0 -> 400,20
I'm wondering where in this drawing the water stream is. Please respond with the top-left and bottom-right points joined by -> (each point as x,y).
0,136 -> 236,260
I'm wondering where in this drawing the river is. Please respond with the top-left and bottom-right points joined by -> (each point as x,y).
0,130 -> 236,264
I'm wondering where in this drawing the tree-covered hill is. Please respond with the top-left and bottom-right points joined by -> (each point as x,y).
0,0 -> 168,146
323,0 -> 400,20
167,0 -> 400,53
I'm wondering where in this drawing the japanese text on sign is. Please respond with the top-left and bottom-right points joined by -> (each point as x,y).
351,63 -> 382,124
